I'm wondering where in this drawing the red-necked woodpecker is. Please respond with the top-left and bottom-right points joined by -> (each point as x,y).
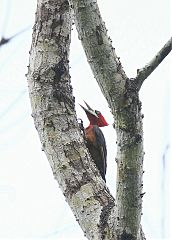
80,101 -> 108,182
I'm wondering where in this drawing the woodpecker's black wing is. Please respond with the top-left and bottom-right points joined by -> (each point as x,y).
86,125 -> 107,181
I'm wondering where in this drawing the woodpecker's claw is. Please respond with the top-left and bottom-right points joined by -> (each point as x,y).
77,118 -> 84,131
77,118 -> 87,141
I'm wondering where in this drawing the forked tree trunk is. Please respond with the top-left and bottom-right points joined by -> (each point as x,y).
27,0 -> 171,239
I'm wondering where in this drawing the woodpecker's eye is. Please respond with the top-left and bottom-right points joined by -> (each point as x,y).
95,110 -> 101,115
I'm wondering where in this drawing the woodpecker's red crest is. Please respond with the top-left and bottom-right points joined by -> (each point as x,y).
79,101 -> 108,127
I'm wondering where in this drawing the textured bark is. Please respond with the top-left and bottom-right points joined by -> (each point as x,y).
27,0 -> 171,239
136,37 -> 172,89
70,1 -> 144,239
27,0 -> 116,239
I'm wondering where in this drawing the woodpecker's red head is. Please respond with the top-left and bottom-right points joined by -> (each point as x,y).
80,101 -> 108,127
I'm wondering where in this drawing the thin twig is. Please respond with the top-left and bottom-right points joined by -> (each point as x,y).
0,26 -> 31,47
136,37 -> 172,90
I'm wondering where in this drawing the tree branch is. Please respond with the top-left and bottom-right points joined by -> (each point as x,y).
70,1 -> 145,239
69,0 -> 128,115
136,37 -> 172,90
0,27 -> 30,48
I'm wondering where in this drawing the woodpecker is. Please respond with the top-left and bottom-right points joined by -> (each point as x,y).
80,101 -> 108,182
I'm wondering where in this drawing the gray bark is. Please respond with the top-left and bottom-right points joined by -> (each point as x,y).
27,0 -> 116,239
27,0 -> 170,239
70,1 -> 144,239
136,37 -> 172,89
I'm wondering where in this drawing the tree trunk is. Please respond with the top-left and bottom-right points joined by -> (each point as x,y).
27,0 -> 171,239
70,0 -> 144,239
27,0 -> 116,239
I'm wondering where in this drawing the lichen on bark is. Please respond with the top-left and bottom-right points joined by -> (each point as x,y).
27,0 -> 170,239
27,0 -> 116,239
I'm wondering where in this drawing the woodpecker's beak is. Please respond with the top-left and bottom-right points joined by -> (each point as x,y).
79,101 -> 99,118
